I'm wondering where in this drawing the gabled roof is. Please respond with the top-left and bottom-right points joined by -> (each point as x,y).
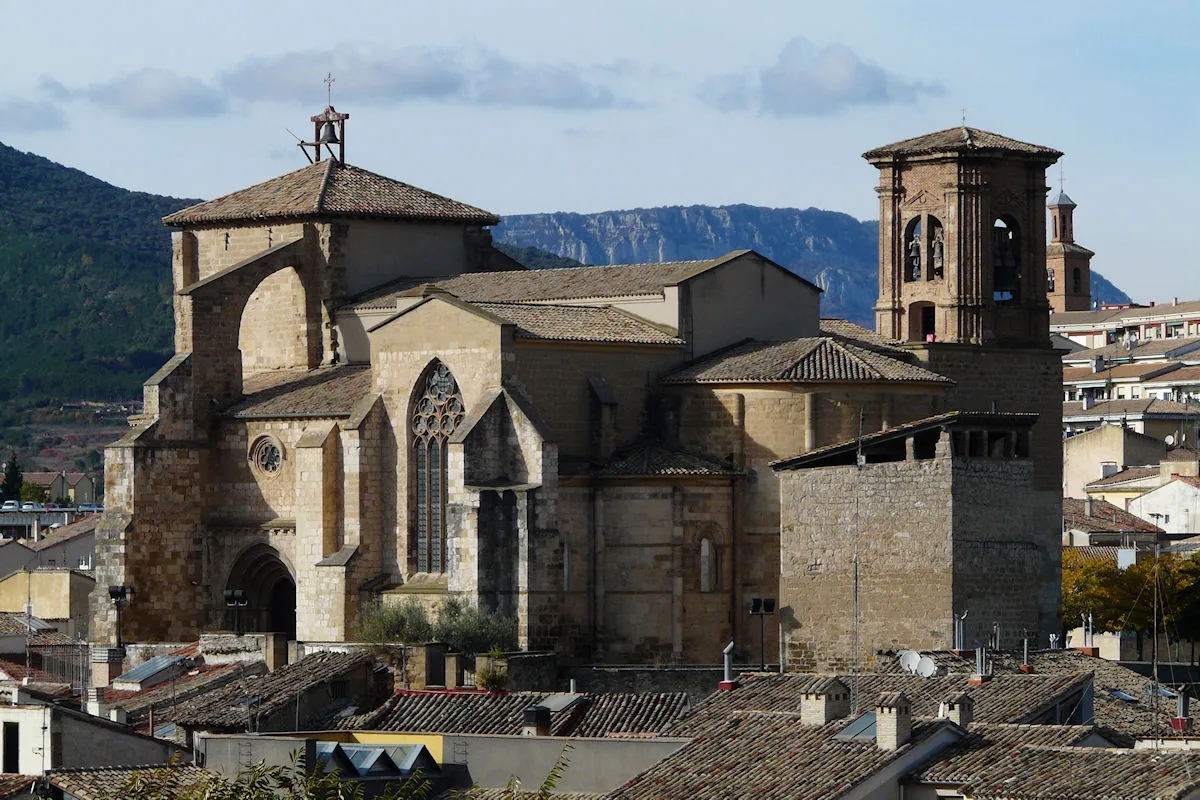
618,710 -> 956,800
818,318 -> 905,354
1064,398 -> 1198,418
471,303 -> 683,346
863,126 -> 1062,160
435,251 -> 782,302
163,160 -> 499,227
662,337 -> 951,385
170,650 -> 371,730
28,513 -> 100,552
1062,497 -> 1161,532
674,671 -> 1088,733
49,764 -> 215,800
1082,466 -> 1161,489
343,690 -> 690,738
880,648 -> 1189,740
1062,362 -> 1181,383
1064,336 -> 1200,363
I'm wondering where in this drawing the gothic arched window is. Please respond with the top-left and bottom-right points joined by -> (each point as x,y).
412,362 -> 465,573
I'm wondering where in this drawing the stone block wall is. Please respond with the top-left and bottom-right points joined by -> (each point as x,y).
778,436 -> 1053,671
780,456 -> 955,672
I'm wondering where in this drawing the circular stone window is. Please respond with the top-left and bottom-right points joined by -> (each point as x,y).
249,435 -> 284,477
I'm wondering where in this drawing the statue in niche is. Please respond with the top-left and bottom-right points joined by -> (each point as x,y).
1047,268 -> 1055,292
907,234 -> 922,280
931,227 -> 944,278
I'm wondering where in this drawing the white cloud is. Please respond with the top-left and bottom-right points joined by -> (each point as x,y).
0,99 -> 66,132
220,44 -> 635,110
44,68 -> 228,119
700,38 -> 942,116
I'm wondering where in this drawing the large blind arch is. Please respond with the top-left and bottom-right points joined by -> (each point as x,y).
411,360 -> 465,573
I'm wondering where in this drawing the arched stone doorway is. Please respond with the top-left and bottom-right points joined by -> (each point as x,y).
225,544 -> 297,639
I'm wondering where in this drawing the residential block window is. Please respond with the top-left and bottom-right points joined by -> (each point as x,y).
412,361 -> 464,574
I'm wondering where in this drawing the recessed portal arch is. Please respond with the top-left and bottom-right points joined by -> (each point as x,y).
224,543 -> 296,639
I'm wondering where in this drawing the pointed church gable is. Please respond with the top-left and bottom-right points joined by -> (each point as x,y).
453,388 -> 552,490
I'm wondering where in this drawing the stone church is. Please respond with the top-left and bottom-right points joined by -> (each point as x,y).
91,116 -> 1064,667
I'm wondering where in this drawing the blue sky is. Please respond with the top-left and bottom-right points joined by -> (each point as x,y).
2,0 -> 1193,301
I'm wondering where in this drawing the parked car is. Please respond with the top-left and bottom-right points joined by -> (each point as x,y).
0,501 -> 18,513
19,502 -> 43,512
76,504 -> 99,513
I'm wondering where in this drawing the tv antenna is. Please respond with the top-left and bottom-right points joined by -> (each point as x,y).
898,650 -> 920,675
916,656 -> 937,678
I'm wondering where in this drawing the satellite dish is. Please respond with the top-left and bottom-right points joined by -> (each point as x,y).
916,656 -> 937,678
898,650 -> 920,675
1166,434 -> 1176,446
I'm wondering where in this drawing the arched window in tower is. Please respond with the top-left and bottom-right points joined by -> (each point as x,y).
904,218 -> 922,282
1072,267 -> 1082,294
992,217 -> 1021,304
927,217 -> 945,279
411,361 -> 465,573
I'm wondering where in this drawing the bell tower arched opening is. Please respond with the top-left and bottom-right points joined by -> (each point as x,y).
908,301 -> 936,342
992,217 -> 1021,305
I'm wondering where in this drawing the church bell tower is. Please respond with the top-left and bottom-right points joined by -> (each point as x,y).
864,126 -> 1063,346
1045,190 -> 1095,312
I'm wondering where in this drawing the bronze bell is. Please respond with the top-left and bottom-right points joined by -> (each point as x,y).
318,121 -> 339,145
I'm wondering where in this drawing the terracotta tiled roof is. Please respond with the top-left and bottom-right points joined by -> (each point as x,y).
593,444 -> 738,478
1062,362 -> 1181,382
171,650 -> 371,730
471,303 -> 683,346
818,318 -> 904,353
620,711 -> 953,800
942,746 -> 1200,799
449,791 -> 605,800
163,160 -> 498,227
1064,398 -> 1198,418
1063,497 -> 1161,532
343,690 -> 690,738
1145,366 -> 1200,384
1065,337 -> 1200,362
222,366 -> 373,419
0,658 -> 55,683
434,252 -> 752,303
49,764 -> 215,800
662,337 -> 951,385
109,662 -> 261,729
673,671 -> 1088,736
1165,445 -> 1200,461
0,775 -> 36,798
0,613 -> 76,645
1051,307 -> 1131,328
1065,545 -> 1120,564
1082,467 -> 1162,489
909,722 -> 1106,784
21,471 -> 62,487
881,649 -> 1186,740
28,513 -> 100,552
863,126 -> 1061,159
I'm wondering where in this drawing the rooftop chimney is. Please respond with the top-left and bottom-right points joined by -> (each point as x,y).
522,705 -> 551,737
875,692 -> 912,751
800,678 -> 851,726
718,640 -> 737,691
1085,496 -> 1094,517
1082,395 -> 1095,411
1172,690 -> 1192,732
939,692 -> 974,729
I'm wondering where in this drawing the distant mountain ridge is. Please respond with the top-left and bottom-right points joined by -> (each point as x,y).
495,204 -> 1132,326
0,141 -> 1133,403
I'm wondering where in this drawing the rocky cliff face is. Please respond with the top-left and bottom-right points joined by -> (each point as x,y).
495,204 -> 1130,325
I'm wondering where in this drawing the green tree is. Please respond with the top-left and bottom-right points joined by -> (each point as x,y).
20,483 -> 47,503
0,453 -> 20,502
